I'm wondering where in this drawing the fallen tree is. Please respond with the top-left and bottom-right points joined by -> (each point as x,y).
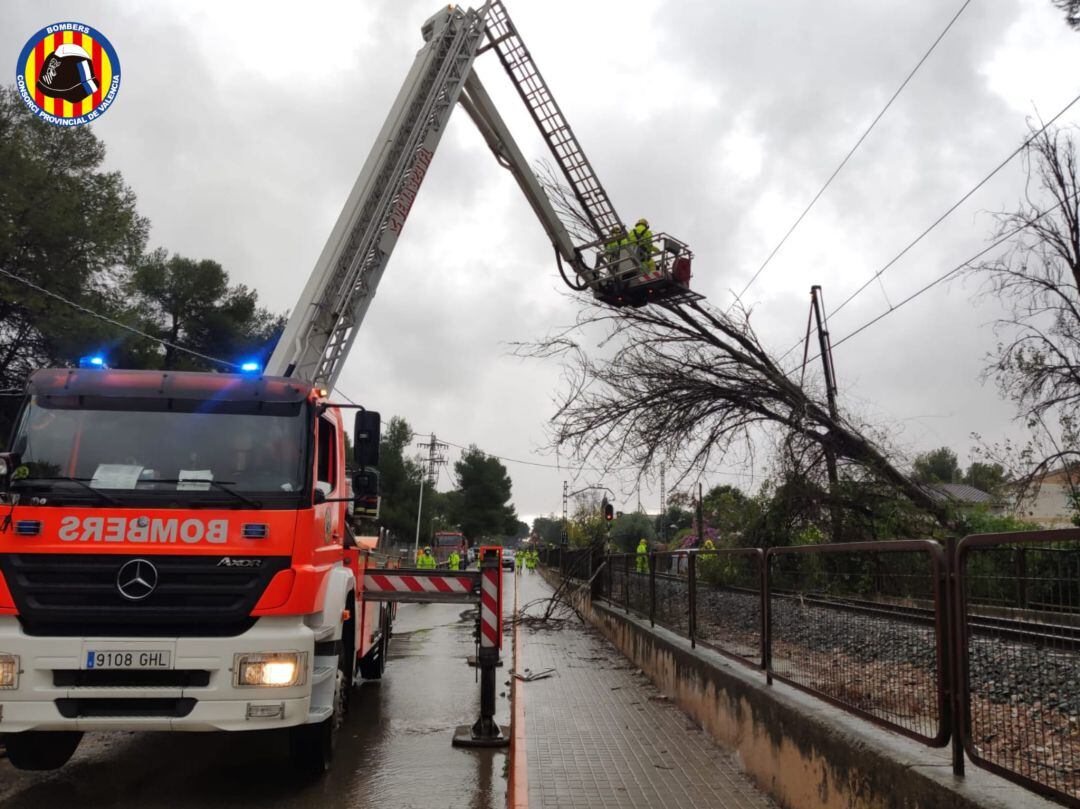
519,298 -> 954,534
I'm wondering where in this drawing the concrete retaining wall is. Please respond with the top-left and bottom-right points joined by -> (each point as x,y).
543,569 -> 1057,809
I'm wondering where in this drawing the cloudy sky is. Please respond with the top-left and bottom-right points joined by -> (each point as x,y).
4,0 -> 1080,521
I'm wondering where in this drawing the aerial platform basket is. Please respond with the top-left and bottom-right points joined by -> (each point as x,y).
581,232 -> 703,308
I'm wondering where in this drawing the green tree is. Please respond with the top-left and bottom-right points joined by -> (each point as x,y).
566,499 -> 607,548
531,515 -> 564,544
653,504 -> 692,542
375,416 -> 424,543
702,484 -> 752,537
912,447 -> 961,484
0,85 -> 149,432
964,461 -> 1005,494
128,250 -> 283,370
610,511 -> 655,552
448,446 -> 518,543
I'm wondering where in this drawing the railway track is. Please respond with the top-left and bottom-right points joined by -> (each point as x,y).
643,570 -> 1080,652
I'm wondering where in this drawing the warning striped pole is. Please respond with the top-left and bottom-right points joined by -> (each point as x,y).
453,546 -> 508,747
479,562 -> 501,649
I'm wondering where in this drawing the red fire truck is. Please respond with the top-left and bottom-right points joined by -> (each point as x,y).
0,0 -> 693,775
432,532 -> 468,567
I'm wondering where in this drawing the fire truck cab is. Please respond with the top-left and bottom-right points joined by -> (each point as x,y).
0,367 -> 389,774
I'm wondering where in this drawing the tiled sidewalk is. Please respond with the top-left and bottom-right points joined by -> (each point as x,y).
516,573 -> 776,809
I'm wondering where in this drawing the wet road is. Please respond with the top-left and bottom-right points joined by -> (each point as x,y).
0,571 -> 514,809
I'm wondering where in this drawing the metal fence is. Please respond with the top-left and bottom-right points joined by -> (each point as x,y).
958,530 -> 1080,805
695,548 -> 765,667
538,532 -> 1080,808
652,551 -> 691,636
767,540 -> 948,746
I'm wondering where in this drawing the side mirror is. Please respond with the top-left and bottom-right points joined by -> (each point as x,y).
0,452 -> 21,491
354,411 -> 381,468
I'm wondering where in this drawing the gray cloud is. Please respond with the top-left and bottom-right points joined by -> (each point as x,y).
3,0 -> 1078,519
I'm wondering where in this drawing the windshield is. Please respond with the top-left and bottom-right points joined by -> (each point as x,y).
9,396 -> 309,505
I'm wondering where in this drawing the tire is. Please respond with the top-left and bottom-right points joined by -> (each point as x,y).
289,655 -> 345,776
3,731 -> 83,771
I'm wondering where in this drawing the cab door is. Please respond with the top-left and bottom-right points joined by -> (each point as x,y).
313,413 -> 343,551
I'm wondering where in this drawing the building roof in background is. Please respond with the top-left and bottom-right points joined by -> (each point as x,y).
924,483 -> 994,505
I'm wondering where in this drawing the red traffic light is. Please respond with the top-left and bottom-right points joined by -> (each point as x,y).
603,502 -> 614,521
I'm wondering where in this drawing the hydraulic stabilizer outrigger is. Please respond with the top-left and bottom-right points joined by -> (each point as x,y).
361,545 -> 509,748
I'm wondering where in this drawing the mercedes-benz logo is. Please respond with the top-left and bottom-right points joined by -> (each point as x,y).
116,558 -> 158,602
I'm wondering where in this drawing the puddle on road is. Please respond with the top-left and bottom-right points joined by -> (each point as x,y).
0,599 -> 511,809
333,600 -> 509,809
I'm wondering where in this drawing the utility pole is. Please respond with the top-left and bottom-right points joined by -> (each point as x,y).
420,433 -> 449,486
697,482 -> 704,548
561,480 -> 569,545
413,434 -> 448,560
659,465 -> 667,544
810,285 -> 842,543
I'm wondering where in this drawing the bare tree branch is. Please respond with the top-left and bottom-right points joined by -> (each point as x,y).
515,297 -> 953,530
968,123 -> 1080,507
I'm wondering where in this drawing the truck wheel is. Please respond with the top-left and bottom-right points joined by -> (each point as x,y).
289,656 -> 345,776
3,731 -> 83,771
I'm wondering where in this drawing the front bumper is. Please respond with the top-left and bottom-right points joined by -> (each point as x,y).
0,615 -> 315,732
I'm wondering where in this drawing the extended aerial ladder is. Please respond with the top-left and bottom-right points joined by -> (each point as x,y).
267,0 -> 699,390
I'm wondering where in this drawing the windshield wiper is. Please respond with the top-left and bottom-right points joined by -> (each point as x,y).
16,476 -> 121,506
140,479 -> 263,510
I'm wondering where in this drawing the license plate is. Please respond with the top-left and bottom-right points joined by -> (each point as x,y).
84,650 -> 172,670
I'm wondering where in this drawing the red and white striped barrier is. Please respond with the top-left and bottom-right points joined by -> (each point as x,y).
479,564 -> 501,649
362,570 -> 477,603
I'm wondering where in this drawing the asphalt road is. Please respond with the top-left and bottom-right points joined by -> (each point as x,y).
0,573 -> 514,809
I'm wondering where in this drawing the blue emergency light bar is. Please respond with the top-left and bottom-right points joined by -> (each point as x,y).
239,361 -> 262,374
79,355 -> 108,369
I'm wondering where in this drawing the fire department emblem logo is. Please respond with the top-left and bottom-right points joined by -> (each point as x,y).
15,22 -> 121,127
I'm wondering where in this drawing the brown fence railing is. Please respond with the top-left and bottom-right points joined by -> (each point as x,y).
767,540 -> 948,746
536,532 -> 1080,808
958,530 -> 1080,806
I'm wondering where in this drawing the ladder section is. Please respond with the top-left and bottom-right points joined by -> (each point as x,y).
483,0 -> 622,243
268,5 -> 491,387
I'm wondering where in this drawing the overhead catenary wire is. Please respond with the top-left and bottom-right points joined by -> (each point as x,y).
408,432 -> 760,480
733,0 -> 975,306
0,266 -> 239,370
822,91 -> 1080,323
806,188 -> 1080,362
777,88 -> 1080,364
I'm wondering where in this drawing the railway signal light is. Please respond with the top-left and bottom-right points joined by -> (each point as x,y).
602,499 -> 614,522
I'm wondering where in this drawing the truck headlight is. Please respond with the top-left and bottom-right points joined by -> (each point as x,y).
234,652 -> 307,688
0,653 -> 19,689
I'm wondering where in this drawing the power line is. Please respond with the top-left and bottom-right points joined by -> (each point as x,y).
433,435 -> 611,473
734,0 -> 974,305
824,92 -> 1080,322
812,189 -> 1080,358
332,386 -> 358,405
0,266 -> 238,370
419,433 -> 760,480
778,89 -> 1080,364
